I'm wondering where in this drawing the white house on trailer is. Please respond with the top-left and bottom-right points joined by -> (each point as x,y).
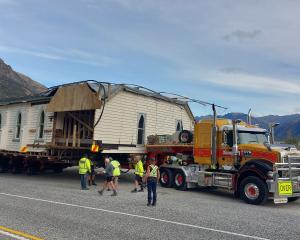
0,82 -> 194,160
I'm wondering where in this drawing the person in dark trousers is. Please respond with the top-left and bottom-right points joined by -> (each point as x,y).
79,154 -> 91,190
98,157 -> 117,196
145,158 -> 160,206
131,155 -> 144,192
88,155 -> 97,186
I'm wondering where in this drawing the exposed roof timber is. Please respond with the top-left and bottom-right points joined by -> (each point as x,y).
0,80 -> 225,120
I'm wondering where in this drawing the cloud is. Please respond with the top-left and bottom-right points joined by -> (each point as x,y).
0,45 -> 115,67
211,71 -> 300,94
179,67 -> 300,95
0,45 -> 64,60
223,30 -> 262,41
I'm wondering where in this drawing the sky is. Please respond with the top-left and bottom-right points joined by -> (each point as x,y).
0,0 -> 300,117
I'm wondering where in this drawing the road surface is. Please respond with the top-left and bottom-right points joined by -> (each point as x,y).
0,168 -> 299,240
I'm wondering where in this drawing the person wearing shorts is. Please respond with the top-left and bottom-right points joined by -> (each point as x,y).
98,157 -> 117,196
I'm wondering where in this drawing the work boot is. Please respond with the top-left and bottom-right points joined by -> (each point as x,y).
111,190 -> 117,196
98,190 -> 103,196
92,181 -> 97,186
152,202 -> 156,207
131,188 -> 137,193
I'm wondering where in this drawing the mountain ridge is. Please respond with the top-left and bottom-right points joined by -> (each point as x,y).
0,58 -> 46,99
196,112 -> 300,141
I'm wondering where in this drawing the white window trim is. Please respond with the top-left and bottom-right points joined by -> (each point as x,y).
175,119 -> 183,132
136,113 -> 146,145
14,111 -> 22,140
36,110 -> 46,140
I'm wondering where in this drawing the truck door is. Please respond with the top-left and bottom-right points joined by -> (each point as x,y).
220,130 -> 234,166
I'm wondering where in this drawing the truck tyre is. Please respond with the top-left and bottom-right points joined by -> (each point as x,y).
288,197 -> 299,202
53,168 -> 63,173
239,176 -> 268,205
159,168 -> 173,188
179,130 -> 193,143
174,170 -> 187,191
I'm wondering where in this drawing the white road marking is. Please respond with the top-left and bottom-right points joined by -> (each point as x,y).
0,230 -> 29,240
0,192 -> 270,240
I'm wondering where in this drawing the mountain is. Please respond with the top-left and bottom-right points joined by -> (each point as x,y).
196,113 -> 300,141
0,58 -> 46,99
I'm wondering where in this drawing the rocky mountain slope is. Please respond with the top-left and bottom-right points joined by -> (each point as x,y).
0,58 -> 46,99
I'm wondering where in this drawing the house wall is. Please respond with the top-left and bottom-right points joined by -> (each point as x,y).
0,103 -> 54,152
93,91 -> 194,153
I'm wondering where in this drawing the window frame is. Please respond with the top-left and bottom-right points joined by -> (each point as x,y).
37,110 -> 45,140
15,112 -> 22,140
136,113 -> 146,145
175,119 -> 183,132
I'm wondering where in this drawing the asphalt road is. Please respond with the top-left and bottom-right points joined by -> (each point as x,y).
0,168 -> 299,240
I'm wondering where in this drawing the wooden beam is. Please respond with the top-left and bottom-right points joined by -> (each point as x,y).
72,121 -> 77,147
66,112 -> 94,132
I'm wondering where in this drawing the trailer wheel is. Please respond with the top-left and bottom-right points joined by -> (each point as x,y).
53,168 -> 63,173
159,168 -> 173,188
174,170 -> 187,191
239,176 -> 268,205
288,197 -> 299,202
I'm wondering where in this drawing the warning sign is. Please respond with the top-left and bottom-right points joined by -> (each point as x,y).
278,181 -> 293,196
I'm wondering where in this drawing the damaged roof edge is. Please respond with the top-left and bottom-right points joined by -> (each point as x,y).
0,81 -> 195,120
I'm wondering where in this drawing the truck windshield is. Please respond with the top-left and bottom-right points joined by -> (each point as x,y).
238,131 -> 269,145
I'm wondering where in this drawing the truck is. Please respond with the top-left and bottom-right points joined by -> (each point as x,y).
147,107 -> 300,205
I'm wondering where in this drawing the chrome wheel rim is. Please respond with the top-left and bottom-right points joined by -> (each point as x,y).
244,183 -> 260,200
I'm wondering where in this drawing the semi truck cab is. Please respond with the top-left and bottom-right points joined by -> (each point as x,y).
152,118 -> 300,205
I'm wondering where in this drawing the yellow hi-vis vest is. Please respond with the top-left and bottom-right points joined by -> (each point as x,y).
149,164 -> 158,178
111,160 -> 121,177
79,158 -> 91,174
134,160 -> 144,177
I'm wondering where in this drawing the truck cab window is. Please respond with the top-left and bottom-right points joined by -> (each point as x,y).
238,131 -> 268,145
225,131 -> 234,147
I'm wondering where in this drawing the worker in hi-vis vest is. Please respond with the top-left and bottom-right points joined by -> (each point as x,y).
79,154 -> 91,190
145,158 -> 160,206
131,155 -> 144,193
111,158 -> 121,189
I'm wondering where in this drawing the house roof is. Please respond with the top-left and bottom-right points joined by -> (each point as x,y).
0,81 -> 195,120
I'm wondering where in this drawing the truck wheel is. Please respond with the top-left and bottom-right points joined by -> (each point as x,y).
239,176 -> 268,205
288,197 -> 298,202
174,170 -> 187,191
159,168 -> 173,188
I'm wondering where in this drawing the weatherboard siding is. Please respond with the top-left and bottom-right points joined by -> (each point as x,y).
93,91 -> 194,153
0,103 -> 53,152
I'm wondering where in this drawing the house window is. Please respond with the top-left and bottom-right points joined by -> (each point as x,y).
38,111 -> 45,139
15,113 -> 22,139
176,120 -> 183,132
137,114 -> 146,145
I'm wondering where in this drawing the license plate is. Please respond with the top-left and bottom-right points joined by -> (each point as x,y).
278,181 -> 293,196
